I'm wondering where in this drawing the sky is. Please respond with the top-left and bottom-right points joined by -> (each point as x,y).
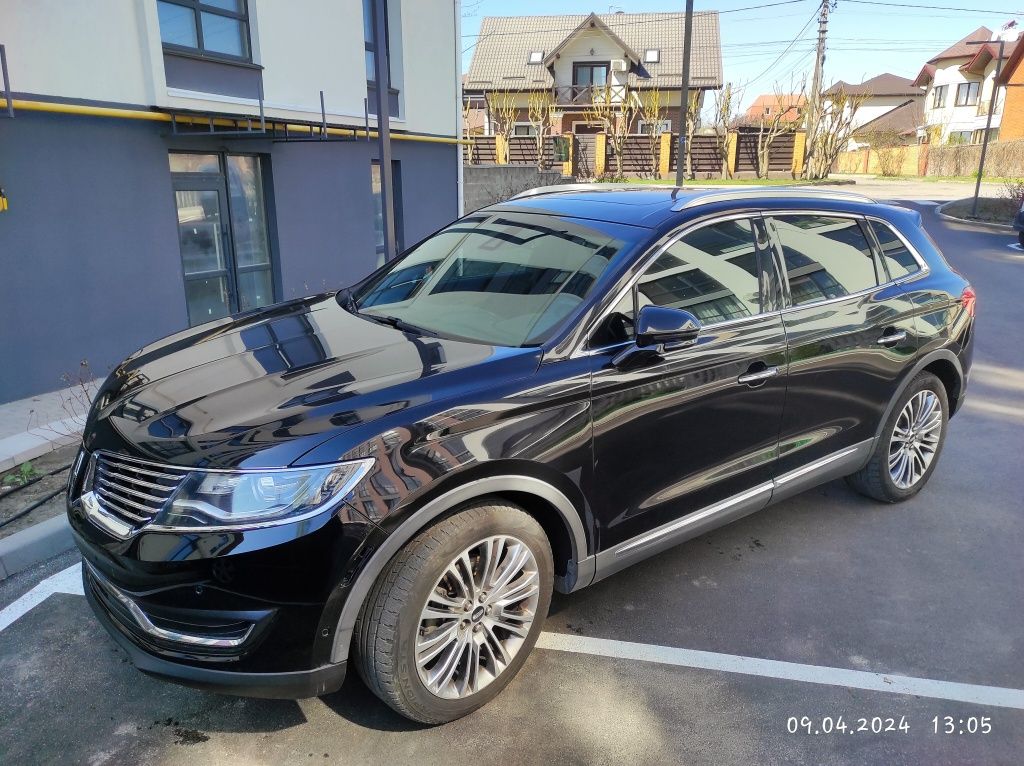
459,0 -> 1022,111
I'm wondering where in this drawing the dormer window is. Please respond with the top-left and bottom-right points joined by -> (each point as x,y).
527,50 -> 544,65
644,48 -> 660,63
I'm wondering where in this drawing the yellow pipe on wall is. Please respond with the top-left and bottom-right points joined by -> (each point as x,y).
1,98 -> 468,145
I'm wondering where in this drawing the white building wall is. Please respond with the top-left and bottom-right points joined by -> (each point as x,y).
0,0 -> 458,137
923,57 -> 1005,141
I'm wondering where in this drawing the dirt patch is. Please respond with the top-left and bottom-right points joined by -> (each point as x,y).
0,444 -> 80,539
941,197 -> 1017,225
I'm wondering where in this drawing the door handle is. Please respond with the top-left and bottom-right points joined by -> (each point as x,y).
737,366 -> 779,386
876,330 -> 907,347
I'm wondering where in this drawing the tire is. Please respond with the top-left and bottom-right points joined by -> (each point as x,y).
354,500 -> 553,724
1018,231 -> 1024,248
846,372 -> 948,503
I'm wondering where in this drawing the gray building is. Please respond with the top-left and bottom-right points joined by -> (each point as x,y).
0,0 -> 462,404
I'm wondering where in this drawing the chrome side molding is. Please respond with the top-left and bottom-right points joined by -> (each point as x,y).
593,439 -> 874,584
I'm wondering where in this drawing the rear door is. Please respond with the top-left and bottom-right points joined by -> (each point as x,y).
766,212 -> 919,481
587,215 -> 788,559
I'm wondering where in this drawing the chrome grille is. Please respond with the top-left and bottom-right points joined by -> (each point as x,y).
91,453 -> 190,526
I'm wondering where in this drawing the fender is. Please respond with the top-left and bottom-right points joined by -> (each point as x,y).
874,348 -> 964,443
328,474 -> 595,664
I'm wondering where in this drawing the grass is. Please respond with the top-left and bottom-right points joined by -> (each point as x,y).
940,197 -> 1017,225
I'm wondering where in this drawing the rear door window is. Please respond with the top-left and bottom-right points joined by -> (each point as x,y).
868,220 -> 921,280
769,215 -> 881,307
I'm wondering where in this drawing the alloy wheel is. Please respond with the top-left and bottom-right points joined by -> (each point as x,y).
415,535 -> 540,699
888,390 -> 943,490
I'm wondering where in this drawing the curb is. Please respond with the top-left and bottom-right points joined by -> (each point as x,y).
936,200 -> 1015,232
0,514 -> 74,581
0,415 -> 85,473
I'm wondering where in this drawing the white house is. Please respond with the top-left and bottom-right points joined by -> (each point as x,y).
825,73 -> 924,149
912,25 -> 1021,144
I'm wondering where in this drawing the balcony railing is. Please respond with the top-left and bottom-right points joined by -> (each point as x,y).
553,84 -> 628,107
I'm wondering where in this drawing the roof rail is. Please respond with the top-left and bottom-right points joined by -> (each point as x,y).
669,187 -> 876,211
510,182 -> 679,200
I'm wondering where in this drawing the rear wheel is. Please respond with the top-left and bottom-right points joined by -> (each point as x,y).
354,500 -> 553,724
1018,231 -> 1024,248
846,372 -> 948,503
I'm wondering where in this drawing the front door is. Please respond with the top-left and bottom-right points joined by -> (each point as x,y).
170,153 -> 276,326
588,216 -> 788,561
765,212 -> 919,476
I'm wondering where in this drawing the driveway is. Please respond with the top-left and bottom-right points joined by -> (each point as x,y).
1,201 -> 1021,765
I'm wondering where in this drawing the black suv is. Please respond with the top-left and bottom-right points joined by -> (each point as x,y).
68,186 -> 975,723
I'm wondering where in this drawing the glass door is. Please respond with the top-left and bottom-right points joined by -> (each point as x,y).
173,178 -> 236,325
170,152 -> 276,326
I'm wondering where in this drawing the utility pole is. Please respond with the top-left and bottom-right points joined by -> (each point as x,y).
675,0 -> 695,186
804,0 -> 831,178
967,37 -> 1005,218
371,0 -> 397,261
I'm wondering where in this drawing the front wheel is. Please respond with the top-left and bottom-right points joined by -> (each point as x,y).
354,500 -> 553,724
846,372 -> 948,503
1017,230 -> 1024,248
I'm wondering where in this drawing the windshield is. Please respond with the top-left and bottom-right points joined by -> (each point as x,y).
348,212 -> 641,346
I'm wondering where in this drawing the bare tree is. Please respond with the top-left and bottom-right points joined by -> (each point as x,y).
681,90 -> 701,179
804,85 -> 867,179
638,88 -> 665,177
866,128 -> 910,177
486,90 -> 518,164
748,83 -> 802,179
527,90 -> 556,169
583,86 -> 638,178
711,83 -> 737,179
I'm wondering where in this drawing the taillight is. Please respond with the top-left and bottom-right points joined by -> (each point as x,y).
961,286 -> 976,317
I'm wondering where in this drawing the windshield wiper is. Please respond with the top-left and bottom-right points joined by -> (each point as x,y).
362,313 -> 439,338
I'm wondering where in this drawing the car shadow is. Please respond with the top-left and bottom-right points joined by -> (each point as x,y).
318,671 -> 431,732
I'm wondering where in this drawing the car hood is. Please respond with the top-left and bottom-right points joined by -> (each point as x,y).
84,295 -> 542,468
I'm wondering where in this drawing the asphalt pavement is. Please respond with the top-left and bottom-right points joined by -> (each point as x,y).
1,200 -> 1021,766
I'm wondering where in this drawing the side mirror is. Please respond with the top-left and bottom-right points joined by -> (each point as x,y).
635,305 -> 702,349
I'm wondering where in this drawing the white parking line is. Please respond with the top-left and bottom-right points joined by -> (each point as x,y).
3,565 -> 1022,711
0,563 -> 82,633
537,633 -> 1024,710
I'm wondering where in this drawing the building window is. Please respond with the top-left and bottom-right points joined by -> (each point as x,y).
971,127 -> 998,144
955,81 -> 980,107
644,49 -> 660,63
372,160 -> 403,266
170,152 -> 276,325
947,130 -> 973,144
573,62 -> 609,87
512,123 -> 537,136
931,84 -> 947,108
638,119 -> 671,134
363,0 -> 391,85
527,50 -> 544,64
157,0 -> 251,61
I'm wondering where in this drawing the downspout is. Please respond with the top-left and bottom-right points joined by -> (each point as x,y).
455,0 -> 464,216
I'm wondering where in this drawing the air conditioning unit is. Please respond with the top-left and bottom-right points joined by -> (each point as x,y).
610,59 -> 628,72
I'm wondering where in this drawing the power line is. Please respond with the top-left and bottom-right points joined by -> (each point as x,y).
843,0 -> 1022,13
742,6 -> 820,87
460,1 -> 810,41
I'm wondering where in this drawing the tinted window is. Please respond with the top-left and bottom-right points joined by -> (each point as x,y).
772,215 -> 879,307
869,220 -> 921,279
638,219 -> 762,325
352,213 -> 641,347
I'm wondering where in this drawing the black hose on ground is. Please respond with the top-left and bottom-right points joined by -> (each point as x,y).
0,463 -> 72,500
0,487 -> 67,530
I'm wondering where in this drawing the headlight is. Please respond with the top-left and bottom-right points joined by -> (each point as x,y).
151,458 -> 374,530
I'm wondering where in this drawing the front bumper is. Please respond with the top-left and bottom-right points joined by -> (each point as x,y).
82,561 -> 347,698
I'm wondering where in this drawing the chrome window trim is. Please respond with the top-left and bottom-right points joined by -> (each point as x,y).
575,211 -> 769,357
670,188 -> 876,211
